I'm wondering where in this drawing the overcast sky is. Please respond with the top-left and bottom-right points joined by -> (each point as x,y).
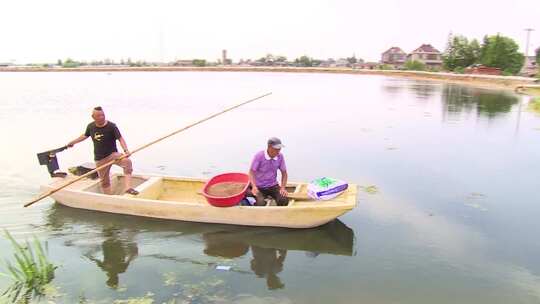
1,0 -> 539,63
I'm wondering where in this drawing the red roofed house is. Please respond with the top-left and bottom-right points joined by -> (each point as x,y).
407,44 -> 443,68
381,47 -> 407,68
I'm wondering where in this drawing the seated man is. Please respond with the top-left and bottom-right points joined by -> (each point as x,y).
249,137 -> 289,206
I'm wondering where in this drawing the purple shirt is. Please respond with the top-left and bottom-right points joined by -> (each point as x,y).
250,150 -> 287,189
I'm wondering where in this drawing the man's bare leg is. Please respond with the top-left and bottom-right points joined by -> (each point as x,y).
118,157 -> 135,193
98,170 -> 113,195
102,185 -> 113,195
124,174 -> 132,192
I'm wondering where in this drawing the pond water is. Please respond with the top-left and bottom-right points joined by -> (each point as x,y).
1,71 -> 539,303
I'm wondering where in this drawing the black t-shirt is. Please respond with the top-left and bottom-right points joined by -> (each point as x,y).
84,121 -> 122,160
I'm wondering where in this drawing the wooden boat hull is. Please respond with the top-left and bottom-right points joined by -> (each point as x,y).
41,173 -> 357,228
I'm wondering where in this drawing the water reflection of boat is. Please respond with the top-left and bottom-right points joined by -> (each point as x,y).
46,203 -> 356,257
201,220 -> 355,256
46,203 -> 355,290
250,246 -> 287,289
84,227 -> 138,289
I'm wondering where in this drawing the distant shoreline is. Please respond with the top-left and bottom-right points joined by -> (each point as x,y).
1,66 -> 537,92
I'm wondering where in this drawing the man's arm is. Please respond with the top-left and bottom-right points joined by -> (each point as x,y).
67,134 -> 88,148
249,154 -> 261,195
118,137 -> 130,156
279,170 -> 288,197
249,170 -> 259,196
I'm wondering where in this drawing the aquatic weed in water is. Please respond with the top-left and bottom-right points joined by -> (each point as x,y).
0,230 -> 57,304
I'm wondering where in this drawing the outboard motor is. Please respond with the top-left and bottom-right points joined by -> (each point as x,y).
37,146 -> 68,178
37,146 -> 98,179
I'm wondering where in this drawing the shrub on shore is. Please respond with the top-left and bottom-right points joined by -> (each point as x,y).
404,60 -> 426,71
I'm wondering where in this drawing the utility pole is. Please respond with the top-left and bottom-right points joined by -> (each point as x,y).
517,28 -> 535,133
158,24 -> 165,64
524,28 -> 534,57
159,31 -> 164,63
521,28 -> 535,75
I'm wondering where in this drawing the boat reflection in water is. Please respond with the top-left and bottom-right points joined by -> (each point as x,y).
46,203 -> 355,290
84,227 -> 138,288
250,246 -> 287,289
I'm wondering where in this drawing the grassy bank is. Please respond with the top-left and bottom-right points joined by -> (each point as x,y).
518,86 -> 540,97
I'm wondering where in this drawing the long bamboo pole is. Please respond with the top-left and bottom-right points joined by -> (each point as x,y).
24,92 -> 272,207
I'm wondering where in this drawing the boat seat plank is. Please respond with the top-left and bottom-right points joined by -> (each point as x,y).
127,177 -> 163,199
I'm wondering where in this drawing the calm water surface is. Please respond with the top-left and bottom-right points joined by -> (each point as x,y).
0,72 -> 539,303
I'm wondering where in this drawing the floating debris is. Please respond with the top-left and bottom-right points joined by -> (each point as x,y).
466,192 -> 485,200
117,285 -> 128,293
463,192 -> 488,211
163,272 -> 179,286
216,265 -> 232,271
42,283 -> 64,300
113,292 -> 155,304
205,277 -> 225,288
464,203 -> 488,212
360,185 -> 379,195
165,277 -> 230,304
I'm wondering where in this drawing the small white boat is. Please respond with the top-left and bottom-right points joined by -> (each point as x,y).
41,173 -> 358,228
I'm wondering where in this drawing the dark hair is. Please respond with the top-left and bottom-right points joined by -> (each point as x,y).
93,106 -> 103,111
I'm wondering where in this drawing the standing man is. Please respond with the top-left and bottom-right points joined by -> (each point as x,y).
67,106 -> 138,195
249,137 -> 289,206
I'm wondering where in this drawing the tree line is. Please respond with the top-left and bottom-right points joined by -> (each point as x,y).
443,33 -> 526,75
